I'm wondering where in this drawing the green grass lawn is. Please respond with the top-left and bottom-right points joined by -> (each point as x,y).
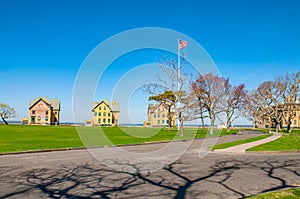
247,130 -> 300,152
246,188 -> 300,199
211,134 -> 270,150
0,125 -> 239,153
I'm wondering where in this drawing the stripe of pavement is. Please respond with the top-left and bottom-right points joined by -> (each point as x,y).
213,133 -> 282,153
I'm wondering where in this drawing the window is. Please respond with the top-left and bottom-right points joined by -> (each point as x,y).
158,108 -> 160,111
32,110 -> 35,114
99,107 -> 101,110
104,106 -> 106,110
294,120 -> 297,125
98,118 -> 100,124
108,112 -> 111,117
103,118 -> 106,123
162,114 -> 165,118
158,120 -> 160,124
103,112 -> 106,116
154,114 -> 156,118
158,114 -> 160,118
55,112 -> 57,115
45,111 -> 48,115
294,112 -> 297,117
108,119 -> 111,123
94,112 -> 97,116
162,120 -> 164,124
45,116 -> 48,121
37,116 -> 41,121
98,112 -> 101,116
166,120 -> 169,124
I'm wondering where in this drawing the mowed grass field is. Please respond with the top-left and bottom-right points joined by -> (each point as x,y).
0,124 -> 239,153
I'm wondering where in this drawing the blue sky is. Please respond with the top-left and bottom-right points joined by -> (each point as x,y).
0,0 -> 299,124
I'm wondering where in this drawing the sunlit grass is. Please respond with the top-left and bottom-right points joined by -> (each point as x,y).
247,130 -> 300,151
211,134 -> 270,150
246,188 -> 300,199
0,125 -> 239,153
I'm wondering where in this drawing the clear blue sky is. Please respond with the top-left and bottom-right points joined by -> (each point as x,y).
1,0 -> 299,124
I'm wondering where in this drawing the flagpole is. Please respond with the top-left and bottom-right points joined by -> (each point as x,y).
177,39 -> 181,130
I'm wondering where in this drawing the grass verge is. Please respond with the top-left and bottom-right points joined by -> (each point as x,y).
211,134 -> 270,150
246,188 -> 300,199
247,130 -> 300,152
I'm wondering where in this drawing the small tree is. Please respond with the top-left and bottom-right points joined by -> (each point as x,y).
149,90 -> 176,132
0,103 -> 16,125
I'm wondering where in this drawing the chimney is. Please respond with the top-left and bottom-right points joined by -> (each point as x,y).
43,96 -> 47,101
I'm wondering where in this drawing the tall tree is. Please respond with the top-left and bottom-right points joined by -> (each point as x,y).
223,80 -> 247,132
280,72 -> 300,132
243,90 -> 265,129
144,58 -> 189,136
192,73 -> 226,134
256,81 -> 284,133
0,103 -> 16,125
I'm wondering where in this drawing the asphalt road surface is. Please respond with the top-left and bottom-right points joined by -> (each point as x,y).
0,131 -> 299,199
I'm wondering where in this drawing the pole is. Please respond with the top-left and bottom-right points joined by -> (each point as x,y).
177,40 -> 181,130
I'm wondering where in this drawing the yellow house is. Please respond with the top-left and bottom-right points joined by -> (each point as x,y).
92,100 -> 120,126
27,96 -> 60,125
144,102 -> 176,127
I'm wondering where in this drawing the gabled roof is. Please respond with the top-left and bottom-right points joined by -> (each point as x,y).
148,102 -> 175,113
92,100 -> 120,112
29,98 -> 51,110
29,97 -> 60,110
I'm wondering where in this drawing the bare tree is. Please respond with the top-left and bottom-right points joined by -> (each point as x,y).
243,90 -> 265,129
256,81 -> 284,133
191,73 -> 226,134
223,80 -> 247,132
144,58 -> 189,136
190,77 -> 208,130
0,103 -> 16,125
280,71 -> 300,132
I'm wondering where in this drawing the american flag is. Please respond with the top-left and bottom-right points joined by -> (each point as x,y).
179,40 -> 188,49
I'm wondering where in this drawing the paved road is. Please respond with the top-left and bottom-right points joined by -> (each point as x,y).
0,131 -> 299,199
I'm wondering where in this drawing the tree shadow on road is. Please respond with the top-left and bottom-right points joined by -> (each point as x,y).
1,157 -> 299,198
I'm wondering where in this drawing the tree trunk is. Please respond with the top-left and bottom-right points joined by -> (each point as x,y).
168,106 -> 172,132
209,115 -> 215,134
252,120 -> 257,129
179,118 -> 184,136
178,111 -> 184,136
1,117 -> 8,125
287,119 -> 292,133
198,99 -> 205,130
226,121 -> 231,132
201,117 -> 205,131
268,117 -> 272,134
